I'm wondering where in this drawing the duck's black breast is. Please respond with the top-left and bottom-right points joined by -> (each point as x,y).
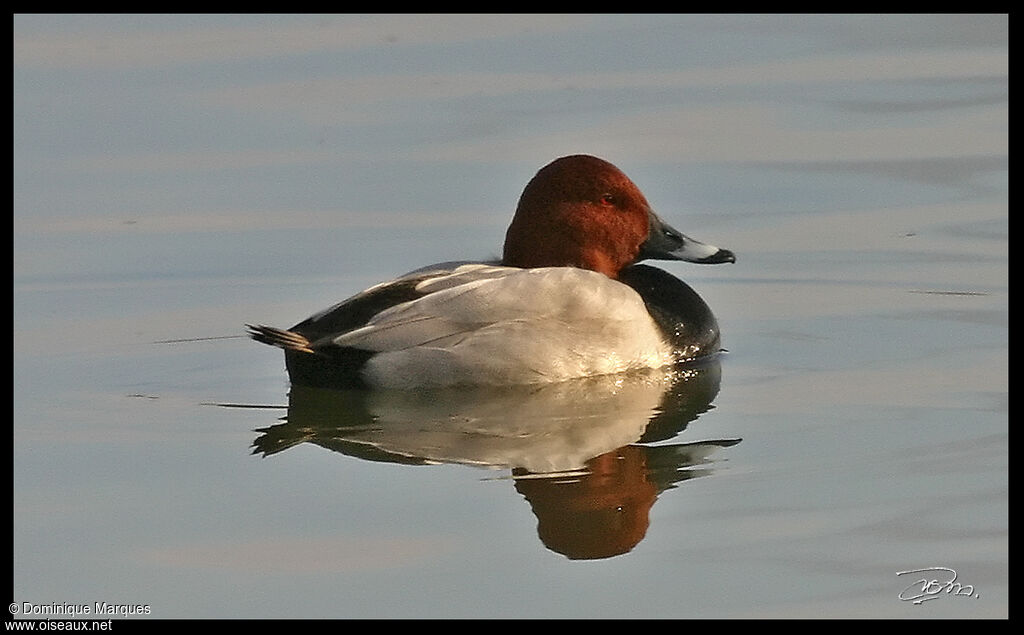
618,264 -> 722,361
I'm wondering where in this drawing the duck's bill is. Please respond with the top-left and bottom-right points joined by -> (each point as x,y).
639,210 -> 736,265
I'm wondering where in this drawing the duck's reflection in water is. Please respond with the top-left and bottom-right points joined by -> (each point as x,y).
251,359 -> 738,560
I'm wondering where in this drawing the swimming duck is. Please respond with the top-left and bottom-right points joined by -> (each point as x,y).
248,154 -> 734,389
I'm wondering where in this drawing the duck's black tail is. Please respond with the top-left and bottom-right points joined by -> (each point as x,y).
245,324 -> 315,354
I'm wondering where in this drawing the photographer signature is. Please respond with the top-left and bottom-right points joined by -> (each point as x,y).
897,567 -> 979,604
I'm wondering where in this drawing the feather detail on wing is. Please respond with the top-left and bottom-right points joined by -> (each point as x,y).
249,264 -> 674,388
327,266 -> 655,354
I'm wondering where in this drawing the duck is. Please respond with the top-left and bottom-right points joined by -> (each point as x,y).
248,154 -> 735,389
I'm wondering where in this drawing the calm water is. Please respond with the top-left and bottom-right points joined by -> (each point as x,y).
14,14 -> 1007,619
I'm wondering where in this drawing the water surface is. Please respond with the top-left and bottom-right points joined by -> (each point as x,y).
14,14 -> 1007,618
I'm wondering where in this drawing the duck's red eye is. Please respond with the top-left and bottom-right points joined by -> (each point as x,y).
599,194 -> 615,206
